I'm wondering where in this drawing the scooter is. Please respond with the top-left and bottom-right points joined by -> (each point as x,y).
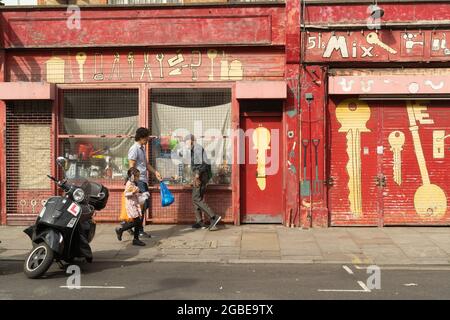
23,157 -> 109,279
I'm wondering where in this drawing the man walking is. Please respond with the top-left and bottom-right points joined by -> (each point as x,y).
184,134 -> 221,231
128,127 -> 162,238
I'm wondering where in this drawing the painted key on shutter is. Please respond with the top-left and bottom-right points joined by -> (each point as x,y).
336,99 -> 371,217
388,131 -> 405,185
406,101 -> 447,218
366,32 -> 398,54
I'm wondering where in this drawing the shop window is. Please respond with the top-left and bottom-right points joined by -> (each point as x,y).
150,88 -> 232,186
59,89 -> 139,187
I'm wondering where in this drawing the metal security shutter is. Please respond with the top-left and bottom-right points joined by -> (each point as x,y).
381,101 -> 450,225
328,98 -> 450,226
6,101 -> 53,225
328,97 -> 380,226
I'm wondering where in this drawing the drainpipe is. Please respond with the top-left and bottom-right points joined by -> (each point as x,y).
305,92 -> 314,228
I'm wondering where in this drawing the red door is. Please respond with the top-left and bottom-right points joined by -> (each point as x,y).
240,114 -> 283,223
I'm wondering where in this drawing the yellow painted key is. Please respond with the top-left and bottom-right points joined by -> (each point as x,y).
388,131 -> 405,185
336,99 -> 371,217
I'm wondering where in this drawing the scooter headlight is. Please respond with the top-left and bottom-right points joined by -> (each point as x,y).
73,188 -> 85,203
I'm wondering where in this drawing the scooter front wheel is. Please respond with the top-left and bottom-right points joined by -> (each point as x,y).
23,243 -> 54,279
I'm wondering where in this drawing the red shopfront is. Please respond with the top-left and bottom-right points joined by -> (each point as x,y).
301,4 -> 450,227
0,4 -> 301,226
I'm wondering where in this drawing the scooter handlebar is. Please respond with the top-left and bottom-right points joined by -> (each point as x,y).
47,175 -> 70,192
47,175 -> 58,182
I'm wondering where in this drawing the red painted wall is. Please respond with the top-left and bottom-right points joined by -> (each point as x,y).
304,2 -> 450,25
0,4 -> 289,226
300,1 -> 450,227
5,48 -> 285,83
284,0 -> 300,226
0,5 -> 285,48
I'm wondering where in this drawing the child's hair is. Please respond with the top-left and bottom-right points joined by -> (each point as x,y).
125,167 -> 140,185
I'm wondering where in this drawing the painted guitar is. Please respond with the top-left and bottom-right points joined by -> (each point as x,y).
406,101 -> 447,218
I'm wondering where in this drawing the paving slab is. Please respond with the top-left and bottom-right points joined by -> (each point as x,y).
241,232 -> 279,251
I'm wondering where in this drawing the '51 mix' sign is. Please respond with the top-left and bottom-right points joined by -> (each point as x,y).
304,30 -> 450,62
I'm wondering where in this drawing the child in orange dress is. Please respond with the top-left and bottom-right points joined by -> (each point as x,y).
115,167 -> 148,246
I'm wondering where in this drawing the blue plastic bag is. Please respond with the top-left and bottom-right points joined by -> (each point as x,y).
160,182 -> 174,207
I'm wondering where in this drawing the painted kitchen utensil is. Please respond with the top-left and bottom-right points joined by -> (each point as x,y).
75,52 -> 87,82
93,53 -> 104,81
207,49 -> 218,81
301,139 -> 310,196
289,141 -> 296,158
156,53 -> 164,79
287,160 -> 296,175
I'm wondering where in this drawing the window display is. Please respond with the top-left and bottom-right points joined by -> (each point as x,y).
150,88 -> 232,186
59,89 -> 139,186
60,138 -> 133,185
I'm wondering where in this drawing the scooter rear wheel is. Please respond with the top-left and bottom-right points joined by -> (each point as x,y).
23,243 -> 54,279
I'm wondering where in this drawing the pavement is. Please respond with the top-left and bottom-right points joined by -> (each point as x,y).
1,224 -> 450,265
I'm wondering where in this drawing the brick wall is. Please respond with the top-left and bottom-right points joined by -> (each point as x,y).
149,189 -> 232,224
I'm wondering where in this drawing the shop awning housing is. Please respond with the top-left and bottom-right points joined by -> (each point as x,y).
0,82 -> 56,100
236,81 -> 287,99
329,70 -> 450,97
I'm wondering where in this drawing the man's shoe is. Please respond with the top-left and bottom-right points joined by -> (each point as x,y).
132,239 -> 146,246
200,223 -> 208,229
192,223 -> 201,229
209,215 -> 222,229
115,227 -> 123,241
192,222 -> 208,229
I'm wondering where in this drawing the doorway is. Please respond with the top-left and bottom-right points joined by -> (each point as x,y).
239,100 -> 284,223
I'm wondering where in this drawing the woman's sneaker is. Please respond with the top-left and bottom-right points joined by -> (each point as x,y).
115,227 -> 123,241
120,221 -> 134,235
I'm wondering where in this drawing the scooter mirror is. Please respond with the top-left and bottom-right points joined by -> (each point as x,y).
56,156 -> 67,168
56,156 -> 68,180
